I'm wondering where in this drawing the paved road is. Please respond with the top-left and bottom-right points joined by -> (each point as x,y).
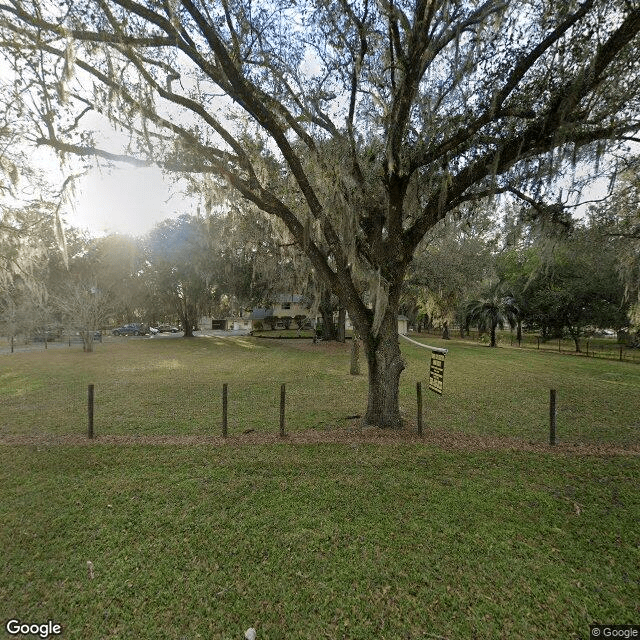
0,329 -> 252,355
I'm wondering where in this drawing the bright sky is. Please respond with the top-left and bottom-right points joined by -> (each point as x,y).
65,165 -> 194,237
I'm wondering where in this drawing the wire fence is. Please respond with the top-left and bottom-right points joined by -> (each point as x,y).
0,332 -> 103,354
416,329 -> 640,364
2,374 -> 638,449
1,329 -> 638,446
0,377 -> 343,440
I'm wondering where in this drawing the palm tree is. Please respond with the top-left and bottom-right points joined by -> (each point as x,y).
464,288 -> 519,347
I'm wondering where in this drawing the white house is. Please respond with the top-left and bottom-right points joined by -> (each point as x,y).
344,312 -> 409,335
198,315 -> 252,331
250,294 -> 310,328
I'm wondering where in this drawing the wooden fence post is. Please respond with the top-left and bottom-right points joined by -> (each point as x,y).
222,383 -> 228,438
417,382 -> 423,437
88,384 -> 94,439
619,346 -> 623,362
279,384 -> 286,438
549,389 -> 556,446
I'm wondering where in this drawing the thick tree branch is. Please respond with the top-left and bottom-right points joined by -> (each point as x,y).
403,7 -> 640,253
408,0 -> 595,174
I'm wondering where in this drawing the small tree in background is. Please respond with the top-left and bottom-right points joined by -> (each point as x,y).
55,282 -> 112,352
464,287 -> 519,348
144,216 -> 215,338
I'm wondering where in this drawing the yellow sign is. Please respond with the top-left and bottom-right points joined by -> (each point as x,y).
429,351 -> 445,395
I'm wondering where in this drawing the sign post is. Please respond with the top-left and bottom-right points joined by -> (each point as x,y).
428,351 -> 446,395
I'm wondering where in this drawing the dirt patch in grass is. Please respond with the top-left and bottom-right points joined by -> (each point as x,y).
1,424 -> 637,456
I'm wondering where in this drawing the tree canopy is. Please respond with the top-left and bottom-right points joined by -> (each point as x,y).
2,0 -> 639,425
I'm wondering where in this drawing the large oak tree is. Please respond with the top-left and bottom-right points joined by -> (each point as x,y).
1,0 -> 639,426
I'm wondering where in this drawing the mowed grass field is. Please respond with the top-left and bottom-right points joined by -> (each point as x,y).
1,445 -> 638,639
0,333 -> 639,444
1,336 -> 639,639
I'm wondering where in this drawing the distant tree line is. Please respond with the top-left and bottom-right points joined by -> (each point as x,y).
401,189 -> 638,350
1,163 -> 638,352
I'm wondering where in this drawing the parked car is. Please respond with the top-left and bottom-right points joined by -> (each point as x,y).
157,324 -> 180,333
112,323 -> 148,336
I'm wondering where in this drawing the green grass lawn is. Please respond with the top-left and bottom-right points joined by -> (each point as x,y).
1,337 -> 638,638
1,333 -> 638,445
1,444 -> 638,639
403,335 -> 640,446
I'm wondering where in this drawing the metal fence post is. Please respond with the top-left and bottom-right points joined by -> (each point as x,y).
549,389 -> 556,446
279,384 -> 286,438
417,382 -> 423,437
88,384 -> 95,439
222,383 -> 228,438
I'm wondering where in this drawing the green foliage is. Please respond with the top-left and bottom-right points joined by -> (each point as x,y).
144,215 -> 216,335
404,214 -> 498,327
510,230 -> 628,348
0,203 -> 65,339
464,285 -> 519,347
587,155 -> 640,304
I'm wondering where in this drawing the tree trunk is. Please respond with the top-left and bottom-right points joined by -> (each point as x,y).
362,316 -> 405,428
181,301 -> 196,337
490,322 -> 497,347
81,331 -> 94,353
337,308 -> 346,342
570,330 -> 581,353
183,320 -> 195,337
319,290 -> 336,341
350,337 -> 361,375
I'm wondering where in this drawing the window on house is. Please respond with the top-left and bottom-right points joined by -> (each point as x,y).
282,302 -> 291,310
